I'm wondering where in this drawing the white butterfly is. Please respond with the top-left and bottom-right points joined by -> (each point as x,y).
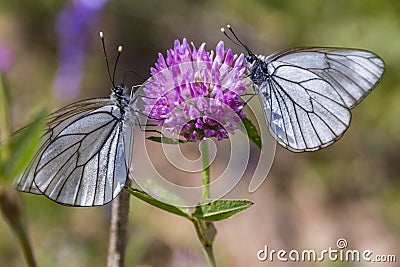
14,33 -> 135,206
223,26 -> 385,152
14,89 -> 135,206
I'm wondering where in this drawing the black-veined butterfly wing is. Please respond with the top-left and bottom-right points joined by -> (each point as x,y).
14,98 -> 134,206
14,98 -> 113,194
253,47 -> 384,152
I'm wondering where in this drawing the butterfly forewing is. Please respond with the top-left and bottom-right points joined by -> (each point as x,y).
254,47 -> 384,152
14,99 -> 113,194
14,98 -> 133,206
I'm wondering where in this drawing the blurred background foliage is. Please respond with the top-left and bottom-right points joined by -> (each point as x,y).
0,0 -> 399,266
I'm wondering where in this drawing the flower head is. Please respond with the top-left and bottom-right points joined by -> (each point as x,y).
143,39 -> 250,142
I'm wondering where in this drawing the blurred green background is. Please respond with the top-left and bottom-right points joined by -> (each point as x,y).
0,0 -> 399,266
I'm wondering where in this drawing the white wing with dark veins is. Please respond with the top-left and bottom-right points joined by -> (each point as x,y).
257,48 -> 384,152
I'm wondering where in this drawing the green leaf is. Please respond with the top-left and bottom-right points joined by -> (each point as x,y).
192,199 -> 254,221
125,187 -> 191,219
145,179 -> 189,209
1,111 -> 46,182
240,117 -> 262,149
146,136 -> 186,144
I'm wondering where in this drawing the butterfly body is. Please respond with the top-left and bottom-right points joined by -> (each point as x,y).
112,85 -> 131,117
245,47 -> 385,152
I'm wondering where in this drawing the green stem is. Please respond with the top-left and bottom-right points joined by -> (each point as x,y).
200,140 -> 210,200
0,71 -> 37,267
0,187 -> 37,267
204,244 -> 216,267
192,219 -> 216,267
0,72 -> 11,162
195,139 -> 217,267
14,223 -> 37,267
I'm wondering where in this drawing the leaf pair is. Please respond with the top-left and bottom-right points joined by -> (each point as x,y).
125,187 -> 254,222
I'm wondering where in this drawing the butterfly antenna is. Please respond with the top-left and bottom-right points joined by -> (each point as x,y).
221,27 -> 241,47
99,31 -> 115,88
112,45 -> 123,86
123,69 -> 146,96
123,69 -> 146,86
221,25 -> 253,55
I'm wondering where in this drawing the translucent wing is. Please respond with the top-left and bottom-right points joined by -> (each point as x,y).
14,98 -> 134,206
14,98 -> 113,194
256,48 -> 385,152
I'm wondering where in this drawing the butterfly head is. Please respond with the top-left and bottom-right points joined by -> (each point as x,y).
244,53 -> 268,86
245,53 -> 258,65
245,53 -> 264,71
113,85 -> 124,96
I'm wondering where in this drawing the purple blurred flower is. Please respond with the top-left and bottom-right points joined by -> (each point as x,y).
143,39 -> 250,142
0,42 -> 12,72
53,0 -> 110,101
